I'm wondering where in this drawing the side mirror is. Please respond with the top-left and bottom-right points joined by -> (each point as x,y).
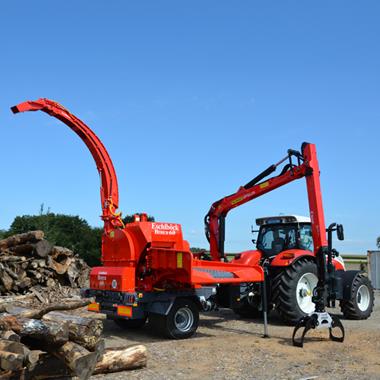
337,224 -> 344,241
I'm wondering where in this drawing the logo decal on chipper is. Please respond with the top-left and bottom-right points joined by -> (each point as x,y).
151,223 -> 180,236
111,279 -> 118,289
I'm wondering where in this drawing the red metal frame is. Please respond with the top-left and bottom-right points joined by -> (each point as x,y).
206,143 -> 327,261
11,99 -> 123,233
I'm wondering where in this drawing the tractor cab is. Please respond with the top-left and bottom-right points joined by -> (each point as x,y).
255,215 -> 313,258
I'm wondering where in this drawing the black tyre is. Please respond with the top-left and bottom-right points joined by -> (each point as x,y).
340,273 -> 374,319
114,318 -> 147,329
272,258 -> 318,324
149,298 -> 199,339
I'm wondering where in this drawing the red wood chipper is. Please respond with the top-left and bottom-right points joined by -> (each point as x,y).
12,98 -> 374,347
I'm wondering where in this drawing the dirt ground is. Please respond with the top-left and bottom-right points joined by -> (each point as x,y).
95,291 -> 380,380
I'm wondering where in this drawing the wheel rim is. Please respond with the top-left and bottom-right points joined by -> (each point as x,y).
174,307 -> 194,332
296,272 -> 318,314
356,284 -> 370,312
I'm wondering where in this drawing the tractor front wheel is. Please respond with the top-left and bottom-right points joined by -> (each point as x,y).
340,273 -> 374,319
272,258 -> 318,324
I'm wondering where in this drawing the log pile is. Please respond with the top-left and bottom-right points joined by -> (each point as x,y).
0,231 -> 90,297
0,232 -> 148,378
0,302 -> 147,379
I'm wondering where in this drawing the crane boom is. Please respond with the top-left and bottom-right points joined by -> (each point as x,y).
11,98 -> 123,232
205,143 -> 327,260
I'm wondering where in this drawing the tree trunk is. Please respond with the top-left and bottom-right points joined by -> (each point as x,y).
93,345 -> 147,374
0,231 -> 44,250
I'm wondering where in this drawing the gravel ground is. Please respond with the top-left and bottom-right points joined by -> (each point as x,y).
94,291 -> 380,380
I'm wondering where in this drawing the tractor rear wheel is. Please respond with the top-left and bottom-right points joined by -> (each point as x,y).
340,273 -> 374,319
272,258 -> 318,324
149,298 -> 199,339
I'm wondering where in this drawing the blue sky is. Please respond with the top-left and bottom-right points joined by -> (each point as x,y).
1,1 -> 379,253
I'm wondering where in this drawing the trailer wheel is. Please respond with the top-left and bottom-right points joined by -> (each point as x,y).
149,298 -> 199,339
114,318 -> 147,329
272,258 -> 318,324
340,273 -> 374,319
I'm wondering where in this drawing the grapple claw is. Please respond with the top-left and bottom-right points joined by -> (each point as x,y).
292,314 -> 317,347
329,315 -> 345,342
292,312 -> 344,347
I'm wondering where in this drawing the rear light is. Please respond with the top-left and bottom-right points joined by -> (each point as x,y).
88,302 -> 100,312
282,253 -> 295,259
117,305 -> 132,317
124,294 -> 136,304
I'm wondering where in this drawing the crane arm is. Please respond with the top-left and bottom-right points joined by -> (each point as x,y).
11,98 -> 124,232
205,143 -> 327,261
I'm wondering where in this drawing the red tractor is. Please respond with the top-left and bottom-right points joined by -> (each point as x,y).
12,99 -> 374,345
204,145 -> 374,324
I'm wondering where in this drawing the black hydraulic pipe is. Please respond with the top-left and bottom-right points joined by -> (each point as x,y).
243,164 -> 276,189
218,216 -> 226,261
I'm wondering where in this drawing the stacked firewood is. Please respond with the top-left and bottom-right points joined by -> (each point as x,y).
0,231 -> 90,295
0,232 -> 148,378
0,301 -> 147,379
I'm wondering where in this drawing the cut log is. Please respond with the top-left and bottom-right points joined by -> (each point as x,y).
0,231 -> 44,250
8,244 -> 35,256
0,315 -> 69,347
2,266 -> 19,281
34,240 -> 53,258
0,331 -> 20,342
0,340 -> 26,355
25,349 -> 41,371
16,299 -> 91,319
50,246 -> 73,261
31,288 -> 46,303
26,353 -> 71,379
0,369 -> 27,380
47,256 -> 72,275
8,240 -> 52,259
93,345 -> 147,374
0,350 -> 24,371
43,311 -> 103,351
0,270 -> 14,291
54,341 -> 98,380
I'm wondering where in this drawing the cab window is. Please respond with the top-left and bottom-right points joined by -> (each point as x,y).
299,224 -> 313,252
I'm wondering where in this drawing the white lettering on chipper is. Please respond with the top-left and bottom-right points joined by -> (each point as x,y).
151,223 -> 180,235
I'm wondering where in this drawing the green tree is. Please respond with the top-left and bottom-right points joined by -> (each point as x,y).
122,214 -> 155,224
4,211 -> 157,266
9,213 -> 102,266
377,236 -> 380,249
